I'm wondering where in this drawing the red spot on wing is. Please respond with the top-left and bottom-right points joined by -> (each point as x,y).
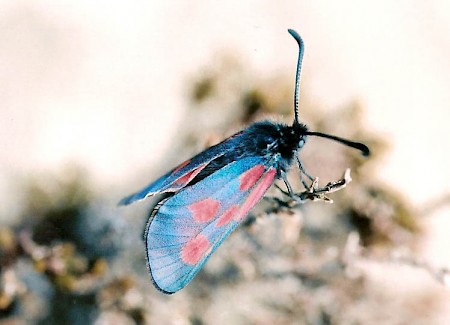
239,165 -> 266,191
172,159 -> 191,174
174,163 -> 207,185
189,198 -> 220,223
235,169 -> 276,221
181,235 -> 211,265
216,205 -> 239,227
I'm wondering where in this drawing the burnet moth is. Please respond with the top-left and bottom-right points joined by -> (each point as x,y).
120,29 -> 370,294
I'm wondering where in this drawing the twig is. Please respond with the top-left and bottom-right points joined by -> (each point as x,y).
275,168 -> 353,205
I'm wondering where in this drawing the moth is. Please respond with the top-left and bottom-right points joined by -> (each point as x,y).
120,29 -> 370,294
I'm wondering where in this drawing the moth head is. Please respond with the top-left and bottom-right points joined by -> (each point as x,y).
292,122 -> 308,149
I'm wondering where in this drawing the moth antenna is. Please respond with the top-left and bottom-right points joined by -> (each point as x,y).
305,131 -> 370,156
288,29 -> 304,126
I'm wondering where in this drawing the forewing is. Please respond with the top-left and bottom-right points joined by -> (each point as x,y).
145,156 -> 277,294
119,131 -> 243,205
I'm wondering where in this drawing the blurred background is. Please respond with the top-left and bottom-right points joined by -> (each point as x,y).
1,1 -> 450,324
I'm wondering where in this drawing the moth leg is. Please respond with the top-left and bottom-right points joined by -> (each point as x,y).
273,184 -> 289,196
265,171 -> 295,201
263,185 -> 298,211
280,171 -> 295,197
296,156 -> 315,188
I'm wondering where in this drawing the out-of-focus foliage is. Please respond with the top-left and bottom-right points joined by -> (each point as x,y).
0,168 -> 145,324
0,56 -> 439,325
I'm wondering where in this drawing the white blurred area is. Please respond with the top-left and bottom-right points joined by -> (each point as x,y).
1,0 -> 450,318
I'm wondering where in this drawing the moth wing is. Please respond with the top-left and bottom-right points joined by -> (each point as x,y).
145,156 -> 277,294
119,131 -> 243,205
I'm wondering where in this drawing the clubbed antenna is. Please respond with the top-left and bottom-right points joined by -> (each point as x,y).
305,131 -> 370,156
288,29 -> 304,125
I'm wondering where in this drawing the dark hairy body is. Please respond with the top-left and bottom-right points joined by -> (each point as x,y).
189,121 -> 309,185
